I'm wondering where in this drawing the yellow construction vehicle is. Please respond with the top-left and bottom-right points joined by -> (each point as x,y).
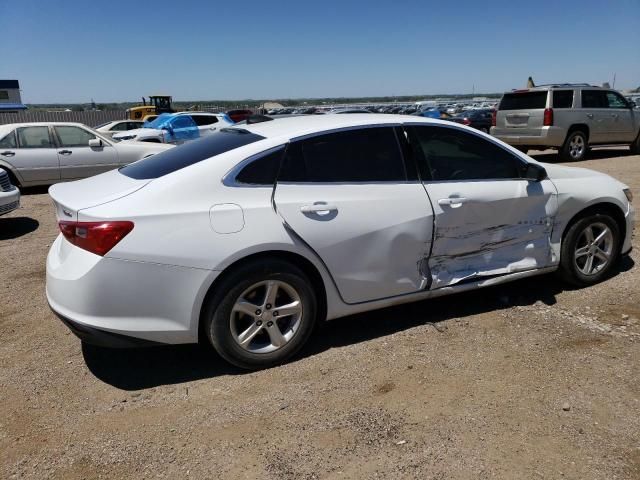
127,95 -> 174,120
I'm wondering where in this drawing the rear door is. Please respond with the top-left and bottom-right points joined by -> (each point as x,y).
407,124 -> 557,289
581,90 -> 610,143
191,114 -> 220,136
496,90 -> 548,137
11,126 -> 60,184
53,125 -> 119,180
274,126 -> 434,304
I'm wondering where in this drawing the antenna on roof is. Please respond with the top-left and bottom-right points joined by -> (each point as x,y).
527,76 -> 536,88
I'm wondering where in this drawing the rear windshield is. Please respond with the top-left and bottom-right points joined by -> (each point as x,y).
499,91 -> 548,110
120,129 -> 265,180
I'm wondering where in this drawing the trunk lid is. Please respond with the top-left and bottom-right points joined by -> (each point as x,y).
49,169 -> 150,222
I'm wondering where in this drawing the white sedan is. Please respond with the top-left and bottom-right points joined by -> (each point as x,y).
94,120 -> 145,139
0,122 -> 172,187
46,115 -> 634,369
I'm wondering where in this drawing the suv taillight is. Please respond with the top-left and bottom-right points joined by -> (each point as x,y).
59,221 -> 134,256
543,108 -> 553,126
491,110 -> 497,127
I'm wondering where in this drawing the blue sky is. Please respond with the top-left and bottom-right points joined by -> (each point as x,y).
3,0 -> 639,103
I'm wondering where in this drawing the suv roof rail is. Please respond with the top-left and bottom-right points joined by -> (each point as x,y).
535,83 -> 595,88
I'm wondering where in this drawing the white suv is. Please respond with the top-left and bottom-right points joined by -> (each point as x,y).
113,112 -> 234,144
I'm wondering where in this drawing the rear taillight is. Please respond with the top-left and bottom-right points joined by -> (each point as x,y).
491,110 -> 497,127
543,108 -> 553,126
58,221 -> 134,256
462,117 -> 471,126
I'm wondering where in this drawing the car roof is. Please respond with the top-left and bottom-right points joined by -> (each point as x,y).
0,122 -> 91,135
234,114 -> 441,142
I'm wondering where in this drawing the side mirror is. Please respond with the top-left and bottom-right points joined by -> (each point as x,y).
630,101 -> 637,109
523,163 -> 547,182
88,138 -> 103,148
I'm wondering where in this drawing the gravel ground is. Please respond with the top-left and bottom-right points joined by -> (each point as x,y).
1,148 -> 639,479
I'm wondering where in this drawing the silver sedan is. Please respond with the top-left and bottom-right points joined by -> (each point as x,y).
0,122 -> 172,187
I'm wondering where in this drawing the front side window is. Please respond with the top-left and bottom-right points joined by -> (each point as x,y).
279,127 -> 406,183
553,90 -> 573,108
410,126 -> 522,181
581,90 -> 607,108
17,126 -> 54,148
55,126 -> 96,147
0,130 -> 17,148
606,91 -> 629,109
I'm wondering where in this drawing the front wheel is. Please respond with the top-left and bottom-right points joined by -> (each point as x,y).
559,213 -> 620,286
630,131 -> 640,155
203,260 -> 317,369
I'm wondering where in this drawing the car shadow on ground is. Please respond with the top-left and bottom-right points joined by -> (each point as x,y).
19,186 -> 50,195
82,256 -> 634,391
0,217 -> 39,240
529,147 -> 633,163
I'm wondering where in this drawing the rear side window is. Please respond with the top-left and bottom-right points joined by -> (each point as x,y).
17,126 -> 54,148
192,115 -> 219,126
553,90 -> 573,108
499,91 -> 548,110
0,130 -> 17,148
410,126 -> 522,181
279,127 -> 406,183
235,148 -> 284,185
120,129 -> 265,179
581,90 -> 607,108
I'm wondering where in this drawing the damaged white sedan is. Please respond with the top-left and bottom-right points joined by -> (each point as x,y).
46,115 -> 634,369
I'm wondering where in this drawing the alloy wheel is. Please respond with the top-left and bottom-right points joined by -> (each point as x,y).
569,134 -> 585,159
230,280 -> 303,353
573,222 -> 614,276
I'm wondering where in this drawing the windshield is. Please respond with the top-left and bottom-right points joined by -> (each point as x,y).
143,113 -> 175,129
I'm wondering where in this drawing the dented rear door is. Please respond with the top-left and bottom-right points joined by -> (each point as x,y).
407,124 -> 558,289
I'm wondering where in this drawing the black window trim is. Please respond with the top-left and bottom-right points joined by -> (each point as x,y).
404,122 -> 531,183
223,144 -> 286,188
277,124 -> 416,185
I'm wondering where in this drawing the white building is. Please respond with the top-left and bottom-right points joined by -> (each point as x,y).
0,80 -> 27,112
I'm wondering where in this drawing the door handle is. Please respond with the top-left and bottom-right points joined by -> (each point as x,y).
300,204 -> 338,213
438,197 -> 468,206
611,113 -> 619,118
59,150 -> 72,155
1,151 -> 15,156
586,113 -> 594,119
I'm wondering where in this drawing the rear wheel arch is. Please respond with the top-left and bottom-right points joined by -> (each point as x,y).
566,124 -> 590,142
198,250 -> 328,342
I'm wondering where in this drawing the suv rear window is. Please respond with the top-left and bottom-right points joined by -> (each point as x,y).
552,90 -> 573,108
499,91 -> 548,110
120,129 -> 265,180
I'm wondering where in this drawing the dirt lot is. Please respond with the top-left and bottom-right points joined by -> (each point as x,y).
1,148 -> 639,479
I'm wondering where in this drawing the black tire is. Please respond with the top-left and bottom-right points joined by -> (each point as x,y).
630,131 -> 640,155
479,127 -> 489,134
560,130 -> 588,162
203,259 -> 317,369
558,213 -> 620,286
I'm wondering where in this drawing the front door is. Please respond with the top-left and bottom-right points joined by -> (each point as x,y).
408,124 -> 558,289
274,126 -> 434,304
53,126 -> 119,180
604,91 -> 636,142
